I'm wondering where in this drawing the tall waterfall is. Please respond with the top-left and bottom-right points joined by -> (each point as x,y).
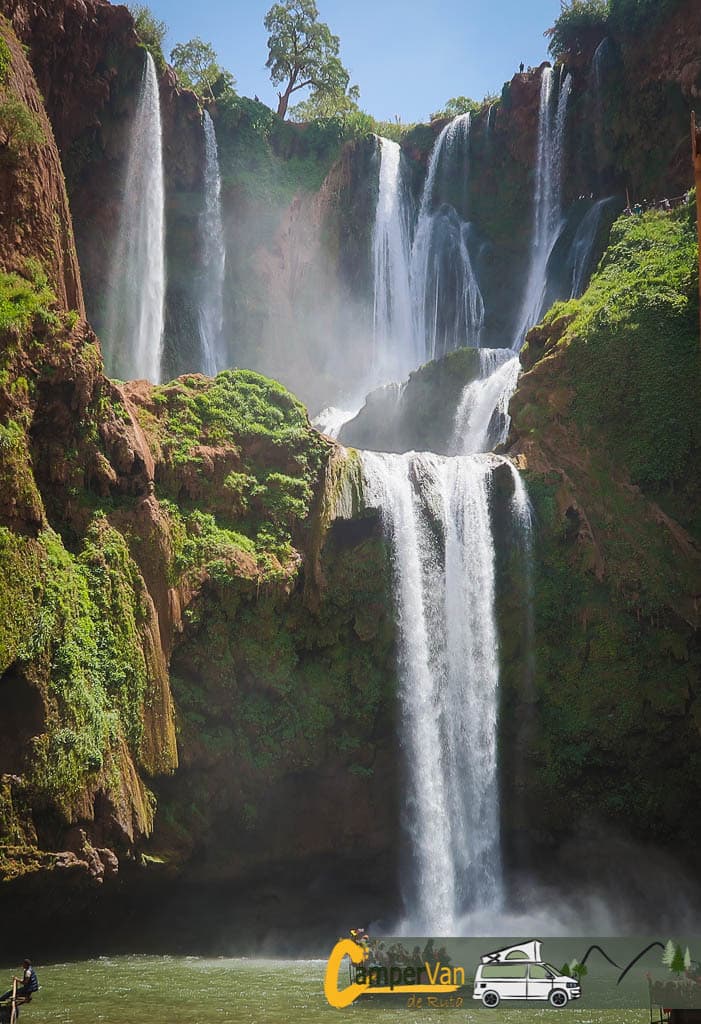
105,51 -> 165,382
410,114 -> 484,362
512,67 -> 572,350
362,451 -> 504,933
199,111 -> 227,376
372,137 -> 415,383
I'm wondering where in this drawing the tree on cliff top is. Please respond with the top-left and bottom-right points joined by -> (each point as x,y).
264,0 -> 351,120
430,96 -> 481,121
170,37 -> 236,102
545,0 -> 609,59
128,4 -> 167,69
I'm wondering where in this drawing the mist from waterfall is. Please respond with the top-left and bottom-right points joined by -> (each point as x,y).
105,51 -> 165,382
362,451 -> 504,933
410,113 -> 485,362
372,137 -> 416,384
199,110 -> 227,376
512,67 -> 572,350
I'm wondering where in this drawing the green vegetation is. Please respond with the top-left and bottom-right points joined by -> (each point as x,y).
546,0 -> 609,59
265,0 -> 352,119
499,206 -> 701,854
128,4 -> 167,69
539,209 -> 700,488
0,36 -> 10,85
0,520 -> 155,820
547,0 -> 684,58
0,95 -> 45,157
0,261 -> 59,332
430,96 -> 481,121
608,0 -> 683,33
215,91 -> 350,202
170,37 -> 236,101
149,370 -> 328,565
159,519 -> 395,855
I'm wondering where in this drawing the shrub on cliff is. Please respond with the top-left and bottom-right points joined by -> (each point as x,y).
128,4 -> 167,71
546,0 -> 609,59
0,95 -> 45,159
170,37 -> 236,102
543,209 -> 700,489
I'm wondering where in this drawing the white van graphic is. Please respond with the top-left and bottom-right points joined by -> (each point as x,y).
472,940 -> 582,1008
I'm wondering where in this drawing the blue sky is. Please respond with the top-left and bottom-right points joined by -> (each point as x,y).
147,0 -> 563,123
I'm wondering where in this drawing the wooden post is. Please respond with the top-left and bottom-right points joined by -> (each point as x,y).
692,112 -> 701,345
9,978 -> 17,1024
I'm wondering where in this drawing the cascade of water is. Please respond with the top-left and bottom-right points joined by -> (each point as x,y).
372,137 -> 416,383
105,51 -> 165,382
486,103 -> 496,134
313,404 -> 363,439
362,450 -> 504,933
451,349 -> 521,455
512,68 -> 572,350
199,110 -> 227,376
568,197 -> 615,298
410,114 -> 484,362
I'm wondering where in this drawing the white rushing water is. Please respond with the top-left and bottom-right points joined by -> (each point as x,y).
410,113 -> 484,362
313,404 -> 362,439
372,136 -> 416,384
105,51 -> 165,382
512,67 -> 572,350
199,110 -> 227,376
451,349 -> 521,455
362,451 -> 504,933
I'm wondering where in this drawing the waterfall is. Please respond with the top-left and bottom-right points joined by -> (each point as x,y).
451,349 -> 520,454
105,51 -> 165,382
313,404 -> 363,439
568,197 -> 616,298
512,67 -> 572,350
199,110 -> 227,376
372,137 -> 415,384
410,114 -> 485,362
362,450 -> 504,933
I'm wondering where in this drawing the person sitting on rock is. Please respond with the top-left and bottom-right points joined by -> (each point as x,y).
1,960 -> 39,1004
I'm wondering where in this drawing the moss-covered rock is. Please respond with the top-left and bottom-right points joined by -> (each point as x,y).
340,347 -> 484,454
500,205 -> 701,876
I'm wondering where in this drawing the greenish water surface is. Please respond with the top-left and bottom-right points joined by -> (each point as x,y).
1,957 -> 651,1023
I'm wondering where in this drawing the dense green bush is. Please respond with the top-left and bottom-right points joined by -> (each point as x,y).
547,0 -> 609,59
544,210 -> 700,488
548,0 -> 685,57
0,95 -> 45,157
0,261 -> 58,331
152,370 -> 328,563
128,4 -> 167,70
0,36 -> 10,85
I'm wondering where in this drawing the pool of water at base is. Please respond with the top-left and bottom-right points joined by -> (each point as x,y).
1,957 -> 651,1024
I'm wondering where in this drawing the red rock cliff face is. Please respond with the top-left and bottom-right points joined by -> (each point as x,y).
3,0 -> 137,153
0,14 -> 178,873
2,0 -> 205,353
0,15 -> 83,313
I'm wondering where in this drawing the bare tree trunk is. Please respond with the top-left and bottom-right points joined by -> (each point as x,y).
277,84 -> 293,119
